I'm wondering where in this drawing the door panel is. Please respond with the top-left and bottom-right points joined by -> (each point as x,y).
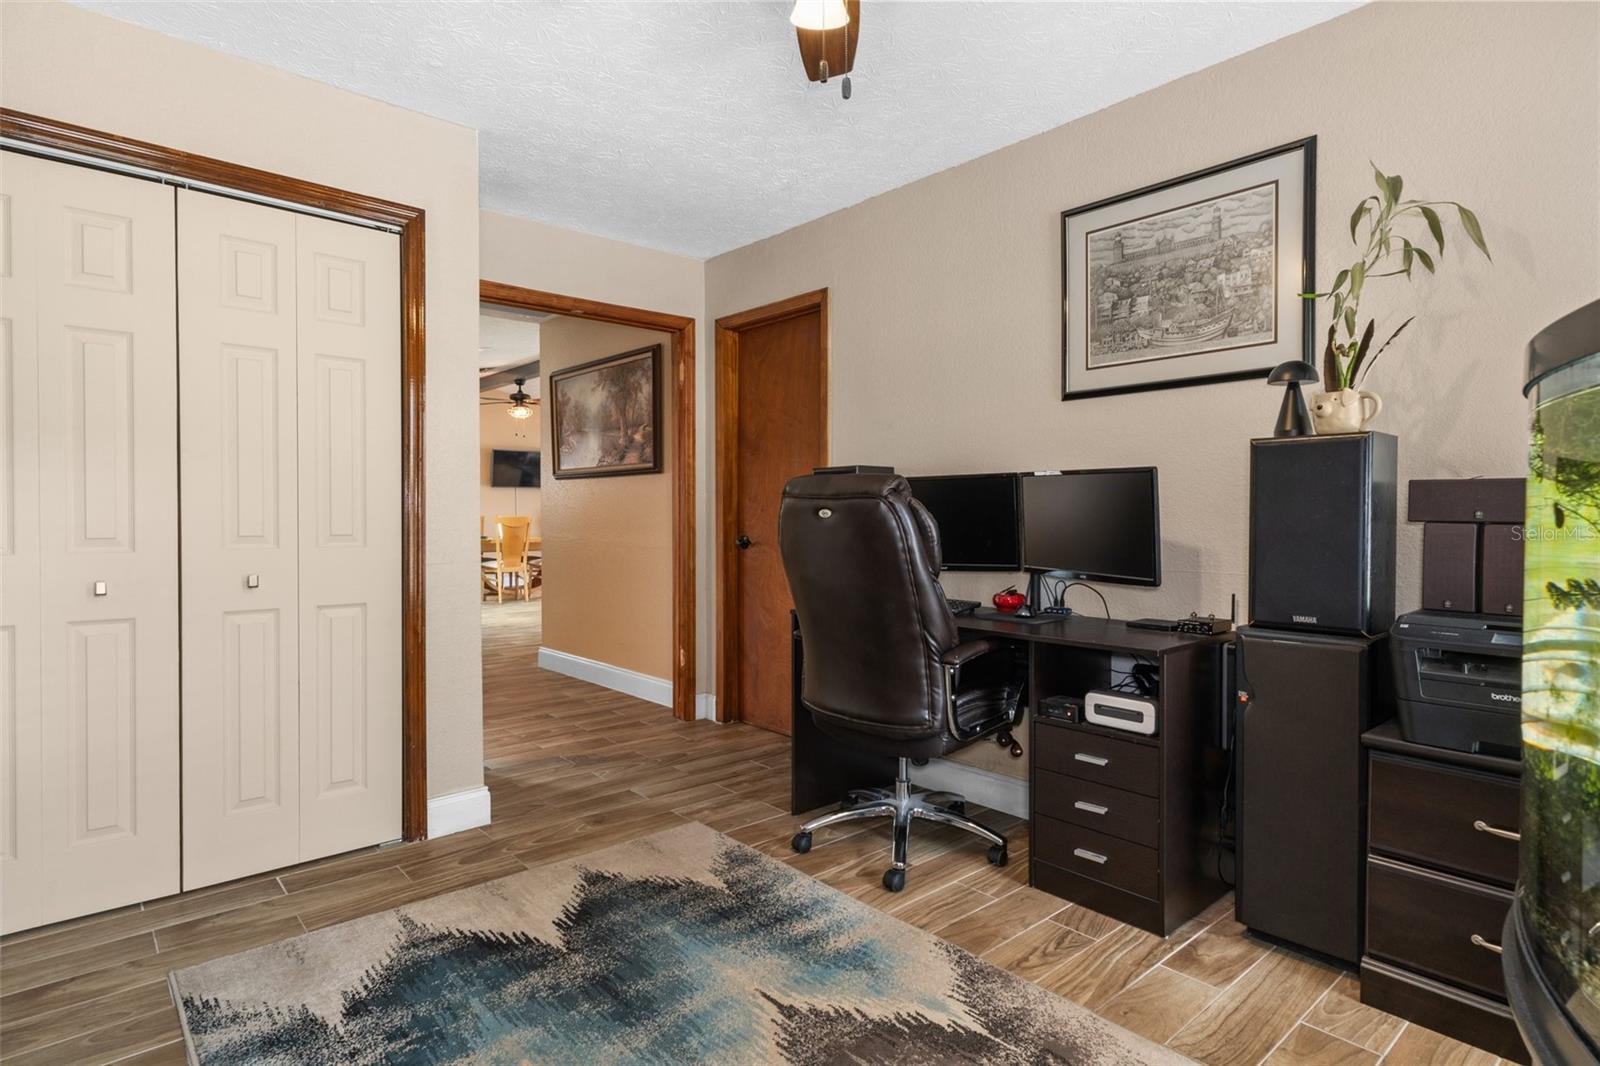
730,307 -> 825,735
296,213 -> 401,860
26,153 -> 180,925
178,189 -> 301,889
0,155 -> 44,932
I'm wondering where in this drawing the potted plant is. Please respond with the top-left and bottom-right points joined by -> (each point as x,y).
1301,166 -> 1491,432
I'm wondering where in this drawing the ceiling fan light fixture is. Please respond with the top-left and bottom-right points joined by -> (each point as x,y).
507,403 -> 532,420
790,0 -> 849,32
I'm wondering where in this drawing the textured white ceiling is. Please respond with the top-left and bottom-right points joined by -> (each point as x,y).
73,1 -> 1358,258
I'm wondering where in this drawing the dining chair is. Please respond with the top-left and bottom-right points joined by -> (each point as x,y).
484,516 -> 533,602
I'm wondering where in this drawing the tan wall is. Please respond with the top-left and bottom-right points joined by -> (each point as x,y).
3,0 -> 487,798
479,211 -> 711,694
538,319 -> 674,679
705,0 -> 1598,776
479,404 -> 543,536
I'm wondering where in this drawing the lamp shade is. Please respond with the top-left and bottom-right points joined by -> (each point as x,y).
790,0 -> 849,31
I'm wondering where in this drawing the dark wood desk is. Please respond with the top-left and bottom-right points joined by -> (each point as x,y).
790,611 -> 1231,935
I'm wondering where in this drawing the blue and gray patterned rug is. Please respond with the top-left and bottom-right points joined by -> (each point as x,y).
170,822 -> 1181,1064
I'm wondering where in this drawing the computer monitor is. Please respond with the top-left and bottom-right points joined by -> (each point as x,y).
1021,468 -> 1161,586
906,473 -> 1022,571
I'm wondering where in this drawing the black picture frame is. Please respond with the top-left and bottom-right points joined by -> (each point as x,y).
1061,136 -> 1316,401
549,344 -> 663,479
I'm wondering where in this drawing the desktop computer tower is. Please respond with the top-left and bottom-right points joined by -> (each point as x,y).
1248,433 -> 1398,636
1234,626 -> 1389,964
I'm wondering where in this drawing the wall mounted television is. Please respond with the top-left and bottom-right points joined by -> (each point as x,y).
490,449 -> 542,488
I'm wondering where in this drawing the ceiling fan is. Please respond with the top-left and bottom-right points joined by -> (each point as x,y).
481,377 -> 537,420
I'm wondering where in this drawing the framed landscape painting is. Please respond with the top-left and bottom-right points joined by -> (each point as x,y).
1061,137 -> 1315,400
550,344 -> 662,478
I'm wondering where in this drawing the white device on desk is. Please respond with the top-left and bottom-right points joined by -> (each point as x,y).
1083,689 -> 1158,735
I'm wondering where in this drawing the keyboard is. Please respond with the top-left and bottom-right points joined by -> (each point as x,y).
946,597 -> 981,616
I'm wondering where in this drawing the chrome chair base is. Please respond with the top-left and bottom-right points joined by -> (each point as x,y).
790,757 -> 1008,892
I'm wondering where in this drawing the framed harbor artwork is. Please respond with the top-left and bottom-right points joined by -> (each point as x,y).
1061,137 -> 1315,400
550,344 -> 663,478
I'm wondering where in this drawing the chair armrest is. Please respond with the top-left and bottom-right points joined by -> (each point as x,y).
940,638 -> 1005,671
941,639 -> 1018,741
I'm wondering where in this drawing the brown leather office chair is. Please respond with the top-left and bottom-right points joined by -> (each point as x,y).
779,470 -> 1024,891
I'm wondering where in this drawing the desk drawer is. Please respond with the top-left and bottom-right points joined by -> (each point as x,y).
1369,754 -> 1520,885
1035,815 -> 1158,898
1366,856 -> 1512,998
1034,769 -> 1159,848
1033,725 -> 1159,797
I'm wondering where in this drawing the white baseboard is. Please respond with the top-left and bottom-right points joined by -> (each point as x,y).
428,786 -> 492,838
909,759 -> 1028,819
695,693 -> 717,721
538,647 -> 672,707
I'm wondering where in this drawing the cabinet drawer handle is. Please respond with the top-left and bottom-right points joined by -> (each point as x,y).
1073,753 -> 1109,767
1073,800 -> 1109,816
1470,933 -> 1503,955
1472,819 -> 1521,843
1073,848 -> 1108,864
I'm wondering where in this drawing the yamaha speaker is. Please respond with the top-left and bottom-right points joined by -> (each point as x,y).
1249,433 -> 1397,635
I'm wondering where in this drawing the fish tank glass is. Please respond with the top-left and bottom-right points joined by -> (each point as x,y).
1518,299 -> 1600,1054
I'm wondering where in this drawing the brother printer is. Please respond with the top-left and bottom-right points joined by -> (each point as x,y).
1389,610 -> 1522,758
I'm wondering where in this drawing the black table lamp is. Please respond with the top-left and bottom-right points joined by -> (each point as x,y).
1267,361 -> 1319,437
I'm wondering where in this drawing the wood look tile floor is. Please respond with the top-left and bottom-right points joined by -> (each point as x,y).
0,597 -> 1510,1065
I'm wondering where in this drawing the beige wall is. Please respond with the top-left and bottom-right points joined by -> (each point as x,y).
707,0 -> 1599,630
479,404 -> 543,535
480,211 -> 712,694
538,319 -> 674,679
3,1 -> 487,798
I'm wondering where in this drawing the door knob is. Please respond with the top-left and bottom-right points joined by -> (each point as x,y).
735,535 -> 752,550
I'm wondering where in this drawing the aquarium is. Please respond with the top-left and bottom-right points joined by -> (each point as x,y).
1515,299 -> 1600,1059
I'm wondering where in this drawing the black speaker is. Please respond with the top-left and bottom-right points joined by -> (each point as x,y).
1248,433 -> 1397,636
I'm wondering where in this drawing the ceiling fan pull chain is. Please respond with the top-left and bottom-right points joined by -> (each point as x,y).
841,17 -> 851,98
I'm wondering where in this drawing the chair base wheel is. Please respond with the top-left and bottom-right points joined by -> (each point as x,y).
791,832 -> 812,854
988,844 -> 1008,867
882,867 -> 906,892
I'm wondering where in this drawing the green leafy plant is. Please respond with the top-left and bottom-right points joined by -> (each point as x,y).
1301,165 -> 1490,391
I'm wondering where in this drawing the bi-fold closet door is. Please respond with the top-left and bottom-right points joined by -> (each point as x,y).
1,152 -> 183,933
177,188 -> 402,891
0,150 -> 401,933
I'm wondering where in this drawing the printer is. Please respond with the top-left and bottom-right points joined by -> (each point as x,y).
1390,610 -> 1522,758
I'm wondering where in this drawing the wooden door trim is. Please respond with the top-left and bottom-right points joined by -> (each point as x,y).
478,280 -> 698,724
1,109 -> 432,840
714,289 -> 829,726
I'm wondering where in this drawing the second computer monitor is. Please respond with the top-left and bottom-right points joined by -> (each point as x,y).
906,473 -> 1022,571
1021,468 -> 1161,586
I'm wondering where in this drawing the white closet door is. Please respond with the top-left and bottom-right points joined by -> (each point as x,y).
1,151 -> 46,933
178,190 -> 301,889
3,152 -> 181,927
295,214 -> 401,860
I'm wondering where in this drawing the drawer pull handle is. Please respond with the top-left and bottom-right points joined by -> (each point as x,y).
1472,819 -> 1521,843
1074,753 -> 1109,767
1073,848 -> 1108,864
1470,933 -> 1503,955
1073,801 -> 1109,816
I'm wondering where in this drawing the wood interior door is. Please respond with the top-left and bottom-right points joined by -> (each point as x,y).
720,294 -> 826,735
177,189 -> 302,889
295,213 -> 402,861
0,151 -> 181,931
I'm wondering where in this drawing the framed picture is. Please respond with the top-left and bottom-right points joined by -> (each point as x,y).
549,344 -> 662,479
1061,137 -> 1315,400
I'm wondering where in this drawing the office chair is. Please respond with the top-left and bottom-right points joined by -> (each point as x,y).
779,470 -> 1024,892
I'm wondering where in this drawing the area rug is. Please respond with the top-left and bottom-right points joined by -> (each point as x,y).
170,822 -> 1186,1065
